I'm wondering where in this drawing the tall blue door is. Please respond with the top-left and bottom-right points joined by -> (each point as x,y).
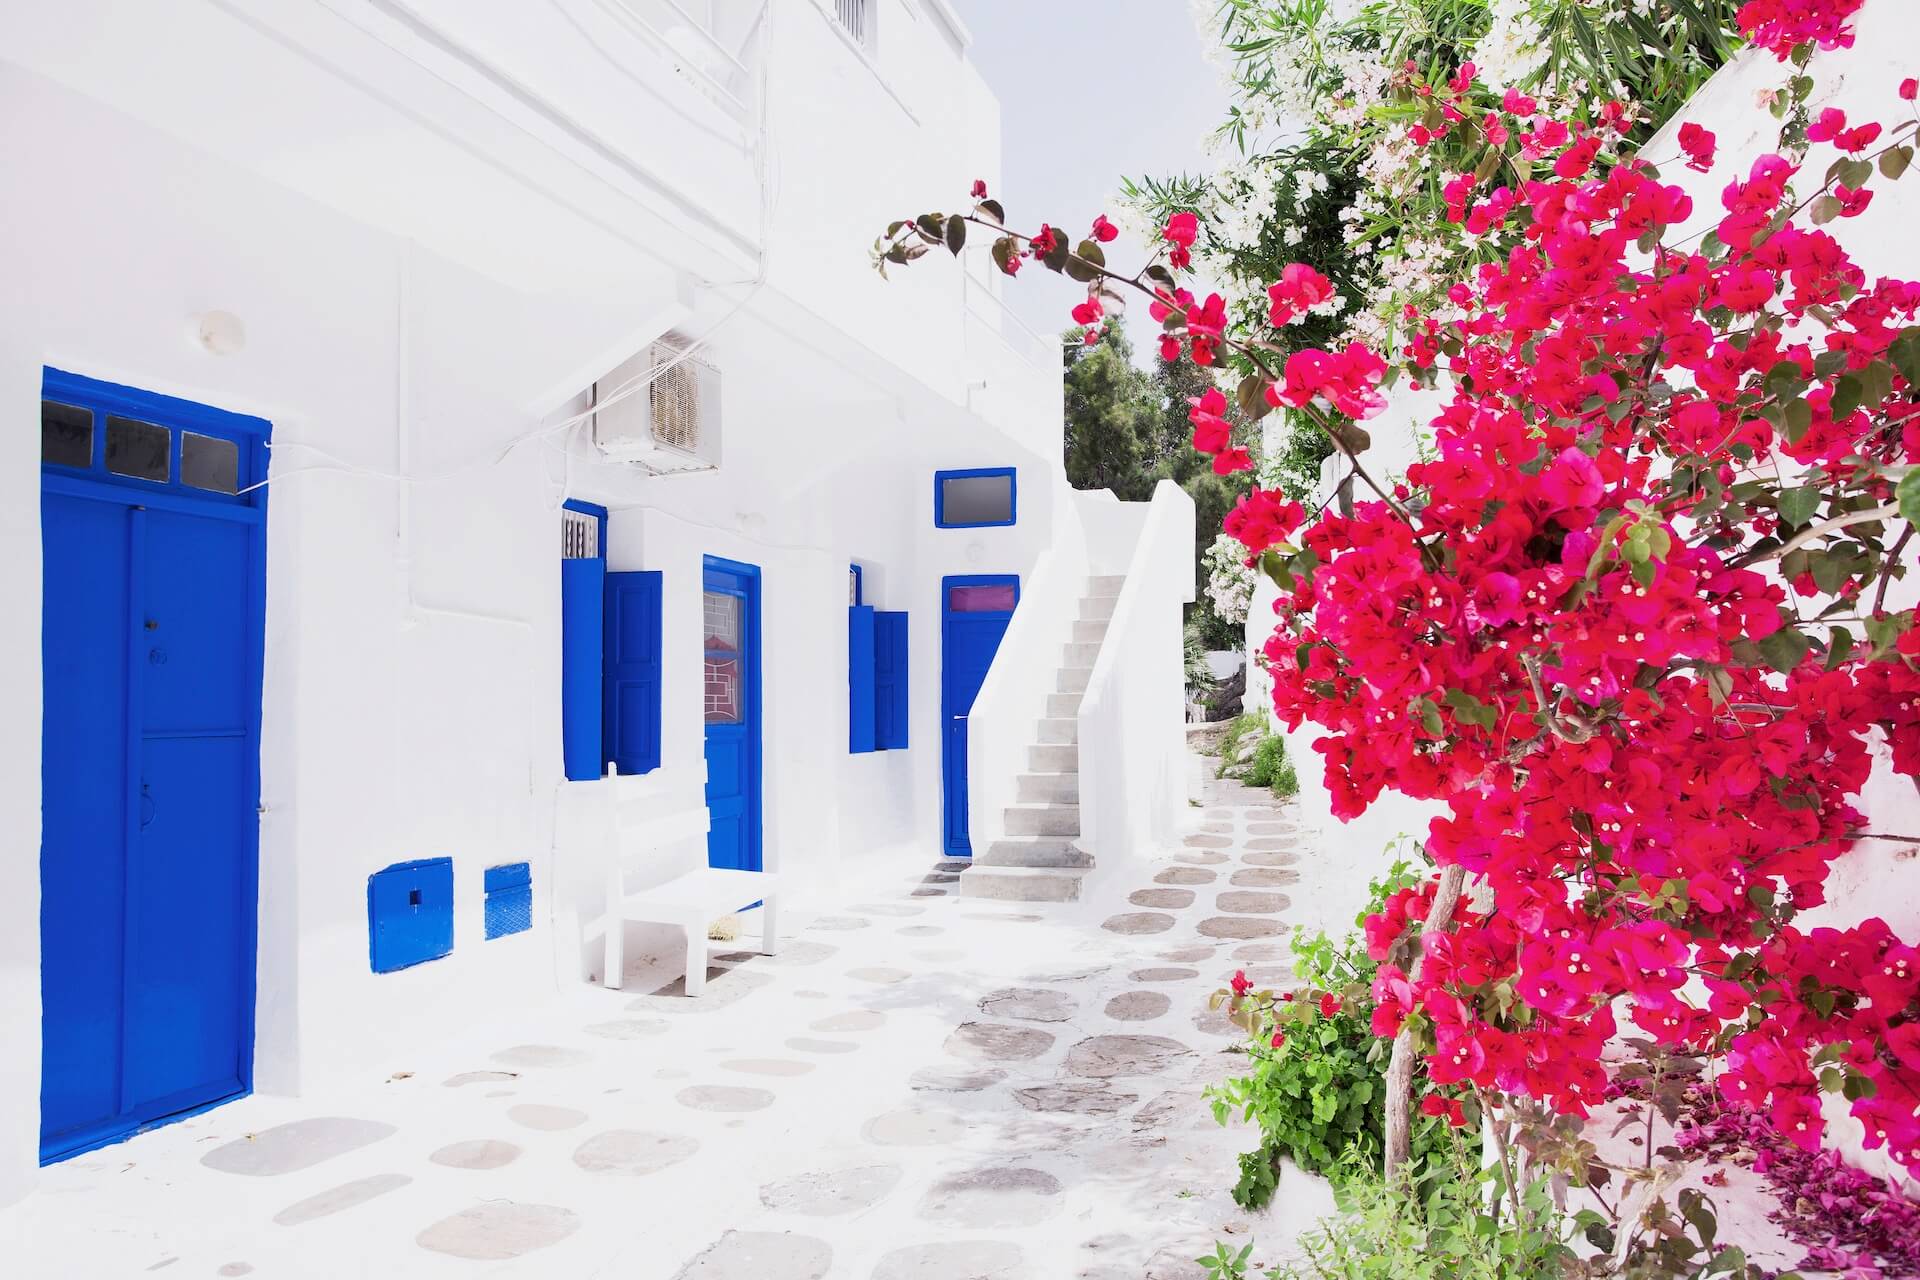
38,371 -> 267,1163
702,557 -> 761,871
940,575 -> 1019,858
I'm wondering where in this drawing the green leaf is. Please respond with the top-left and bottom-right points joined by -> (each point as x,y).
1443,688 -> 1497,729
1898,470 -> 1920,525
1414,697 -> 1443,737
914,213 -> 944,244
1880,146 -> 1913,181
976,197 -> 1005,224
1831,373 -> 1865,418
990,236 -> 1015,275
1810,195 -> 1842,227
1075,239 -> 1106,270
943,214 -> 966,256
1777,485 -> 1821,528
1890,328 -> 1920,385
1758,627 -> 1812,673
1825,626 -> 1855,670
1781,397 -> 1813,443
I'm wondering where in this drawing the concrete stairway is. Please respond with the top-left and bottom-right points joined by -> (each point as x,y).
959,575 -> 1124,903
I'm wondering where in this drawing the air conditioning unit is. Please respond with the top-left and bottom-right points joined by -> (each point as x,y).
592,333 -> 721,473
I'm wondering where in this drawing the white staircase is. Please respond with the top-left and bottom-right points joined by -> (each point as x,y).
959,575 -> 1124,903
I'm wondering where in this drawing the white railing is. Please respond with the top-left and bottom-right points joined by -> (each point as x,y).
963,272 -> 1053,370
601,0 -> 768,121
965,497 -> 1090,856
1077,479 -> 1195,869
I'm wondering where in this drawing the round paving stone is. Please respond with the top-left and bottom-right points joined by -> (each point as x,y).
723,1059 -> 814,1078
848,966 -> 911,985
918,1167 -> 1063,1228
1216,891 -> 1290,915
1064,1035 -> 1194,1079
1184,834 -> 1232,849
671,1230 -> 832,1280
583,1019 -> 670,1040
787,1037 -> 859,1055
508,1105 -> 587,1131
1247,822 -> 1296,835
630,966 -> 774,1009
758,1164 -> 903,1216
1199,821 -> 1234,834
810,915 -> 871,931
896,925 -> 944,937
1100,912 -> 1175,935
1173,851 -> 1229,866
1153,866 -> 1216,886
489,1044 -> 590,1069
571,1129 -> 699,1176
1240,851 -> 1300,868
810,1010 -> 885,1034
1128,888 -> 1195,909
1012,1083 -> 1137,1115
1157,945 -> 1215,962
200,1117 -> 396,1176
1232,943 -> 1290,961
978,987 -> 1075,1023
678,1085 -> 774,1113
1104,991 -> 1171,1021
872,1241 -> 1026,1280
416,1202 -> 579,1261
1237,966 -> 1294,986
1230,867 -> 1300,888
862,1108 -> 968,1146
944,1022 -> 1055,1062
850,903 -> 924,918
428,1139 -> 520,1171
272,1174 -> 412,1226
910,887 -> 949,898
442,1071 -> 516,1089
1194,1003 -> 1241,1039
1242,837 -> 1298,852
1199,916 -> 1284,940
911,1066 -> 1007,1091
1129,967 -> 1199,982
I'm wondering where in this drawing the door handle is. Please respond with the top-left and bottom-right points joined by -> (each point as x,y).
139,783 -> 156,831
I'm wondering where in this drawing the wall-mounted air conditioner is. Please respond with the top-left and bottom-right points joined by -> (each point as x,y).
592,333 -> 721,473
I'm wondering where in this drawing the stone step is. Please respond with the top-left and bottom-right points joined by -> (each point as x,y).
959,864 -> 1086,902
1088,575 -> 1126,597
1064,641 -> 1101,668
1080,595 -> 1118,622
1028,743 -> 1078,773
1071,620 -> 1109,644
1005,803 -> 1080,837
1046,692 -> 1082,718
1015,771 -> 1080,803
1034,717 -> 1078,745
975,838 -> 1093,868
1057,666 -> 1091,694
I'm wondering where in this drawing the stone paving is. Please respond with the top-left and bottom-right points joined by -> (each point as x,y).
1,765 -> 1305,1279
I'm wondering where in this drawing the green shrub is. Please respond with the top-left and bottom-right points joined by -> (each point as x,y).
1209,858 -> 1458,1208
1245,734 -> 1298,798
1215,711 -> 1266,778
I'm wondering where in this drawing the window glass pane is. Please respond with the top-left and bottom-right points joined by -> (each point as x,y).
949,583 -> 1016,612
704,656 -> 741,723
703,591 -> 739,650
940,472 -> 1013,526
105,415 -> 169,483
181,432 -> 239,494
41,401 -> 93,468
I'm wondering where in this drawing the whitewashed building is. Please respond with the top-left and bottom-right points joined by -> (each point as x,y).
0,0 -> 1194,1206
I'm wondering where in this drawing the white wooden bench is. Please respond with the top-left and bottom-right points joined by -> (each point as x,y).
594,765 -> 778,996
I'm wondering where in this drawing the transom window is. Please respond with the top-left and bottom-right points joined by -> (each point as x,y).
40,374 -> 262,503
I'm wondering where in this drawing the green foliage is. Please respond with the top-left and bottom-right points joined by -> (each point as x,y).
1199,1240 -> 1255,1280
1062,326 -> 1156,498
1215,712 -> 1268,778
1245,734 -> 1298,798
1186,619 -> 1220,694
1208,859 -> 1453,1207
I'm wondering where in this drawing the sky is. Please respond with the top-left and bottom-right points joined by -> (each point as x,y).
951,1 -> 1230,363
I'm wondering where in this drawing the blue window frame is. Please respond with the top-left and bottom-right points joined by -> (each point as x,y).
934,467 -> 1017,528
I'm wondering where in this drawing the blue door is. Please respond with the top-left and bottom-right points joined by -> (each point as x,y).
37,371 -> 267,1163
941,575 -> 1019,858
703,557 -> 761,871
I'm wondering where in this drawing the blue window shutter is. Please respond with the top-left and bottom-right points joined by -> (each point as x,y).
849,605 -> 877,753
604,571 -> 663,774
875,610 -> 909,750
561,557 -> 606,781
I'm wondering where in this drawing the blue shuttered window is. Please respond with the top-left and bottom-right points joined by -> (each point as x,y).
604,571 -> 663,775
561,501 -> 607,781
849,605 -> 877,753
874,611 -> 909,750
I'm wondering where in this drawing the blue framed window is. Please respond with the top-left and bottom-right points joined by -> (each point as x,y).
934,467 -> 1017,528
41,368 -> 268,506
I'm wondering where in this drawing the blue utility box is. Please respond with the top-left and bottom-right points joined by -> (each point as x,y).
368,857 -> 454,973
483,862 -> 533,940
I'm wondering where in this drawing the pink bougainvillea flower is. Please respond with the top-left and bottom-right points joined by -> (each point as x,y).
1806,107 -> 1848,143
1029,223 -> 1059,258
1187,386 -> 1233,455
1162,211 -> 1198,269
1267,263 -> 1335,327
1070,295 -> 1103,326
1212,447 -> 1253,475
1903,77 -> 1919,102
1319,993 -> 1342,1018
1835,184 -> 1874,217
1679,122 -> 1717,172
1502,87 -> 1537,118
1090,214 -> 1119,243
1229,969 -> 1252,997
970,178 -> 988,199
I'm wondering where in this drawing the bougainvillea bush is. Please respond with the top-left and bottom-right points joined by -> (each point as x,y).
873,0 -> 1920,1241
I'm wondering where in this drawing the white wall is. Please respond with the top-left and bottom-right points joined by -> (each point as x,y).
1079,481 -> 1196,872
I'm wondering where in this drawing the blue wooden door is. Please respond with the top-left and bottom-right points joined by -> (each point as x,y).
702,558 -> 761,871
38,372 -> 266,1163
940,576 -> 1019,858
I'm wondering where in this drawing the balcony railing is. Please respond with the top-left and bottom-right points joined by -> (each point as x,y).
600,0 -> 768,122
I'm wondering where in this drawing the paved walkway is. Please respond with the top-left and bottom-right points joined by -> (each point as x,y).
4,768 -> 1304,1279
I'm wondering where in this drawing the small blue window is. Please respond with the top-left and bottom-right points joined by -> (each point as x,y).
368,858 -> 454,973
484,863 -> 533,939
935,468 -> 1016,528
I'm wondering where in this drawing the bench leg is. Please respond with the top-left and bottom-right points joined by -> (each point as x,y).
760,897 -> 779,957
604,914 -> 624,992
684,923 -> 707,997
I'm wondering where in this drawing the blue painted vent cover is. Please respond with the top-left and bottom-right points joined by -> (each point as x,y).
368,857 -> 454,973
484,863 -> 533,940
